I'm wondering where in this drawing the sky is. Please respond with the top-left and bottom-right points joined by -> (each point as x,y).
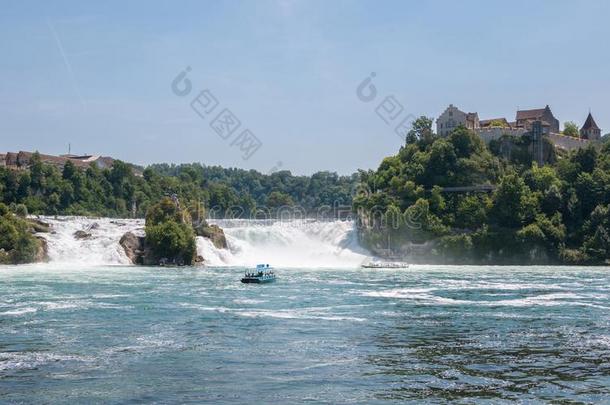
1,0 -> 609,175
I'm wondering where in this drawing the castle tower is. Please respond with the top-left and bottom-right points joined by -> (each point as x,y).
580,112 -> 601,140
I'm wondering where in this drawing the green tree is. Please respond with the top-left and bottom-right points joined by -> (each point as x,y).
62,160 -> 77,180
490,174 -> 538,228
405,116 -> 434,144
145,221 -> 197,265
266,191 -> 294,209
144,197 -> 196,265
146,196 -> 184,225
455,195 -> 488,229
563,121 -> 580,138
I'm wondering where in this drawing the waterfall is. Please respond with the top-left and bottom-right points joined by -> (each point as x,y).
38,217 -> 370,268
198,219 -> 370,268
39,216 -> 145,265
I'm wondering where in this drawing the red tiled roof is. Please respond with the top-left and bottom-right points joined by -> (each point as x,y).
516,108 -> 546,120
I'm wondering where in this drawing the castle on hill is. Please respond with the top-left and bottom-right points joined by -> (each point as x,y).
436,104 -> 603,151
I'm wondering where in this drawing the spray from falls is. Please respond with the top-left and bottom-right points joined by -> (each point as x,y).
199,219 -> 370,268
40,217 -> 145,265
39,217 -> 371,268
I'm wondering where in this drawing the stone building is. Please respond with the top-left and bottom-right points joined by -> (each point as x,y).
580,112 -> 601,140
515,105 -> 560,133
436,104 -> 479,136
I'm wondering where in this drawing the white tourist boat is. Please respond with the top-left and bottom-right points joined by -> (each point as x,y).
361,260 -> 409,269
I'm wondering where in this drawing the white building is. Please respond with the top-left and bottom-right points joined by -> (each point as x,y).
436,104 -> 479,136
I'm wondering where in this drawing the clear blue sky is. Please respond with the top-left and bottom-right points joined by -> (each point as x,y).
1,0 -> 608,174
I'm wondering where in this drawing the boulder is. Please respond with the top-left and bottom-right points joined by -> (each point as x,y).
28,218 -> 51,233
194,223 -> 228,249
119,232 -> 145,264
74,230 -> 92,240
34,237 -> 49,263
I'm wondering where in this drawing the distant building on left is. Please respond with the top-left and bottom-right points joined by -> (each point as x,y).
1,151 -> 116,171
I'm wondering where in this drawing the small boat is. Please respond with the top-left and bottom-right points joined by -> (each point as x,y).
362,261 -> 409,269
241,264 -> 276,284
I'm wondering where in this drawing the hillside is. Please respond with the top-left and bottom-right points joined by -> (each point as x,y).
354,117 -> 610,265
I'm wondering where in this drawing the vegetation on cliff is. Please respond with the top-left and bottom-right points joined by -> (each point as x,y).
355,117 -> 610,265
0,203 -> 47,264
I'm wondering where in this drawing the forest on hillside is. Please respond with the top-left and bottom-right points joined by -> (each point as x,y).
0,154 -> 357,219
354,117 -> 610,265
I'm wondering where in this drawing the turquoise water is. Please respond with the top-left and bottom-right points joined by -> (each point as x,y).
1,265 -> 610,403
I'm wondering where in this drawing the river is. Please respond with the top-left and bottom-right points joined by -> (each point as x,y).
1,218 -> 609,403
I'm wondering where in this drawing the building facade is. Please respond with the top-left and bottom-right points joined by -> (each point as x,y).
515,105 -> 560,133
436,104 -> 479,136
435,103 -> 601,153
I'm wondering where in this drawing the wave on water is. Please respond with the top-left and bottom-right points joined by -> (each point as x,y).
363,286 -> 610,308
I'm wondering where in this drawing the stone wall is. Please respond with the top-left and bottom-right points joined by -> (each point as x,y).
476,128 -> 527,143
546,133 -> 594,151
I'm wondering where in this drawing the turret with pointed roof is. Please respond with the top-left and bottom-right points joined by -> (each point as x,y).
580,112 -> 601,140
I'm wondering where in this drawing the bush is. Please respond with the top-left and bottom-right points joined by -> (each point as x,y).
13,204 -> 28,218
0,203 -> 9,217
146,197 -> 185,226
145,221 -> 196,265
437,234 -> 473,259
144,197 -> 197,265
10,233 -> 39,264
559,247 -> 588,265
0,214 -> 41,264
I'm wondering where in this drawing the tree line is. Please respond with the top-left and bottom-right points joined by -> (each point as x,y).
0,153 -> 358,219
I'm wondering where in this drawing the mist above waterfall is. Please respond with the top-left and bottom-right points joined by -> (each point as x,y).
38,217 -> 370,268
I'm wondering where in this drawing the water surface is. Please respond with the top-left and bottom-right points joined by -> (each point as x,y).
1,265 -> 610,403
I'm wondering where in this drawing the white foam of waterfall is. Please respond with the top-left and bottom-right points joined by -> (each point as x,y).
38,217 -> 370,268
38,216 -> 144,265
198,219 -> 370,268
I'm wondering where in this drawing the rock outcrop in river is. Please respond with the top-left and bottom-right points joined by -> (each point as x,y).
193,222 -> 227,249
119,229 -> 214,266
119,197 -> 227,266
